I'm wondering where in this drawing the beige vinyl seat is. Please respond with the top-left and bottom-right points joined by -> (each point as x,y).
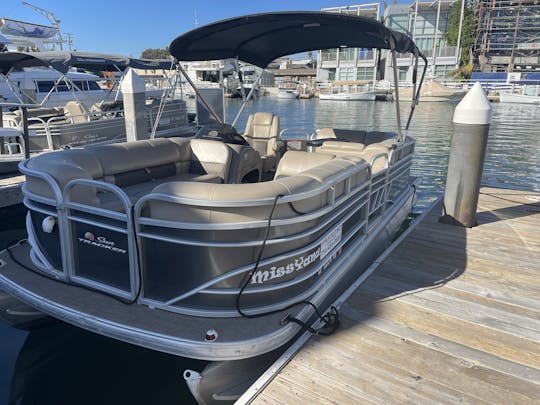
243,112 -> 281,173
65,101 -> 98,123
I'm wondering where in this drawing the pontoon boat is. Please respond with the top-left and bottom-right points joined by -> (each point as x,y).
0,11 -> 427,404
0,52 -> 194,173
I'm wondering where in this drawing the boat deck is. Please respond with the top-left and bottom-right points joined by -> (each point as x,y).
249,187 -> 540,404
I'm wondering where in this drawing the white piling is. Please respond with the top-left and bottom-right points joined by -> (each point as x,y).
120,68 -> 148,142
441,82 -> 492,227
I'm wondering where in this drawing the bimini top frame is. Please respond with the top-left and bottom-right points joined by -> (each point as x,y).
169,11 -> 428,138
0,51 -> 173,76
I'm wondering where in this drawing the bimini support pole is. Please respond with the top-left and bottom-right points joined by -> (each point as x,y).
40,75 -> 65,106
231,68 -> 264,127
390,45 -> 403,141
176,62 -> 224,124
235,58 -> 247,100
405,53 -> 428,130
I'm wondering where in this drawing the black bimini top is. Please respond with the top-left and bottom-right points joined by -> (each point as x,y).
169,11 -> 422,68
0,51 -> 174,75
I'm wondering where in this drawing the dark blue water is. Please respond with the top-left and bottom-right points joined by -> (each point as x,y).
1,98 -> 539,404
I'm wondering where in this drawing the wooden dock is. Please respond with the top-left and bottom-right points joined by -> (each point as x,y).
246,187 -> 540,404
0,173 -> 24,208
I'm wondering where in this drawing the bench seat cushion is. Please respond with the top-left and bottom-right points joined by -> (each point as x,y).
148,175 -> 324,224
99,173 -> 223,211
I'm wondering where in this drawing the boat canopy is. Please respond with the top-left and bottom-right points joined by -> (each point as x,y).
0,51 -> 174,75
169,11 -> 423,68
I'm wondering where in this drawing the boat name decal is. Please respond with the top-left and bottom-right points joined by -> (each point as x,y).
78,232 -> 126,254
250,225 -> 342,285
250,249 -> 320,284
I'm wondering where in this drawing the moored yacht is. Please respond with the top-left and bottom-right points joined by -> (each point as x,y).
318,80 -> 378,101
0,11 -> 427,404
499,86 -> 540,104
277,81 -> 300,99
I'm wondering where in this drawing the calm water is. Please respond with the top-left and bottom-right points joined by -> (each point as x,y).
1,98 -> 539,404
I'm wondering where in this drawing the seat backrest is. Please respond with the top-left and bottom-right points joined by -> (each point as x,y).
243,112 -> 280,157
65,101 -> 90,123
315,140 -> 366,157
274,150 -> 335,179
189,139 -> 232,181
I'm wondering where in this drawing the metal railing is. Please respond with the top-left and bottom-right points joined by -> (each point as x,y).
19,136 -> 415,316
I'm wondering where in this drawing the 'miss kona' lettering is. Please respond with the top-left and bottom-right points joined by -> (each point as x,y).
249,225 -> 342,285
250,249 -> 320,285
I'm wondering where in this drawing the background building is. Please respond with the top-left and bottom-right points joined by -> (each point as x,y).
316,4 -> 381,82
473,0 -> 540,73
383,0 -> 460,82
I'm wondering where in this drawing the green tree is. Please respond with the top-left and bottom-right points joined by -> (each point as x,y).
141,47 -> 170,59
444,0 -> 475,67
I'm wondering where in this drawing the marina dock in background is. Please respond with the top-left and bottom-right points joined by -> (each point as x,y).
244,186 -> 540,404
0,173 -> 24,209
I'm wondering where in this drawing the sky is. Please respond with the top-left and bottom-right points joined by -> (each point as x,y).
2,0 -> 388,57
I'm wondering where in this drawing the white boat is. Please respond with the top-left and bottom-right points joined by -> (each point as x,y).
182,60 -> 241,98
319,91 -> 376,100
0,11 -> 428,404
0,69 -> 113,108
277,89 -> 299,99
499,89 -> 540,104
319,81 -> 377,101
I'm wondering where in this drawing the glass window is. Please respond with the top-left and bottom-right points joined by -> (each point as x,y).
414,12 -> 437,35
357,48 -> 374,60
87,81 -> 101,90
36,81 -> 55,92
415,37 -> 434,53
56,82 -> 70,92
356,67 -> 374,81
434,65 -> 454,81
388,14 -> 409,33
398,66 -> 409,81
71,81 -> 86,91
339,48 -> 355,62
338,67 -> 356,81
321,49 -> 337,62
327,68 -> 336,81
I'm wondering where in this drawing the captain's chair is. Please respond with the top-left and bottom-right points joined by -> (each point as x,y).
65,101 -> 98,123
243,112 -> 280,172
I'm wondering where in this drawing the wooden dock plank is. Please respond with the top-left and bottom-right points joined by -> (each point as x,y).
294,339 -> 491,405
361,274 -> 540,341
252,187 -> 540,405
354,315 -> 540,385
345,291 -> 540,369
375,263 -> 540,317
320,323 -> 540,404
